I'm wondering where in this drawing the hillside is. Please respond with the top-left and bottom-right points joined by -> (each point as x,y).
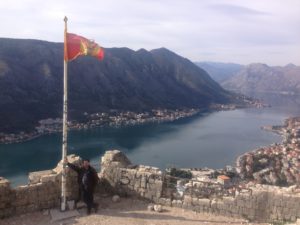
221,63 -> 300,95
0,38 -> 234,132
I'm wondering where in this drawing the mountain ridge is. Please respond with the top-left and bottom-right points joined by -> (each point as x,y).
221,63 -> 300,95
0,38 -> 234,132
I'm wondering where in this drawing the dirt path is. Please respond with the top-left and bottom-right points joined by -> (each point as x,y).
0,197 -> 270,225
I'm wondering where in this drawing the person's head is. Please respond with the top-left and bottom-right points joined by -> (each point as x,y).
82,159 -> 90,169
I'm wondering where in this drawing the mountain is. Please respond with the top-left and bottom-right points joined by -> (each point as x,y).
221,63 -> 300,95
0,38 -> 234,133
195,62 -> 244,82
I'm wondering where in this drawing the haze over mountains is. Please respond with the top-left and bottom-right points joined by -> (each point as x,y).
0,38 -> 234,133
222,63 -> 300,95
195,62 -> 244,83
196,62 -> 300,96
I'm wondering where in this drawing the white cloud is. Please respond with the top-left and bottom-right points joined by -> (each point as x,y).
0,0 -> 299,66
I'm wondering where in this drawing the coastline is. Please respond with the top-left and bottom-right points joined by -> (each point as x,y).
2,103 -> 297,189
0,108 -> 201,145
0,100 -> 264,145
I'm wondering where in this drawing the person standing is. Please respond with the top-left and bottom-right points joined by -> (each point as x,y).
66,158 -> 99,214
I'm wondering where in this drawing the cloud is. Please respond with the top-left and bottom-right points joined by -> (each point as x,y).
208,3 -> 268,17
0,0 -> 299,66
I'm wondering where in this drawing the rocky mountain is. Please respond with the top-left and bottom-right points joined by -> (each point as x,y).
221,63 -> 300,95
195,62 -> 244,83
0,38 -> 234,133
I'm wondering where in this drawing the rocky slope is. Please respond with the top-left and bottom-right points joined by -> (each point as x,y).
221,63 -> 300,95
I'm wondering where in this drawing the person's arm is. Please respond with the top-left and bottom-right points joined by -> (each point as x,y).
67,162 -> 81,173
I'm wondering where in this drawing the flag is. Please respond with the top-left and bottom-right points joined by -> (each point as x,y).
64,33 -> 104,61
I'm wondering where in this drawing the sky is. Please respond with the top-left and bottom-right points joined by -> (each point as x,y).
0,0 -> 299,66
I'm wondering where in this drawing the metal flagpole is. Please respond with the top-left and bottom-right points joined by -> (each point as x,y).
61,16 -> 68,211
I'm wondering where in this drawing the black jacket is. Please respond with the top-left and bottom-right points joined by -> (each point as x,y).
67,162 -> 99,192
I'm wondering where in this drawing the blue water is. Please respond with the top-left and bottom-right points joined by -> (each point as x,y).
0,103 -> 299,187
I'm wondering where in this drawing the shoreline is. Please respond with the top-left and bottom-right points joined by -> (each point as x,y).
0,108 -> 202,145
2,104 -> 297,189
0,100 -> 265,145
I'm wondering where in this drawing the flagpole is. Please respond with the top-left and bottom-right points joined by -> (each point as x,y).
61,16 -> 68,211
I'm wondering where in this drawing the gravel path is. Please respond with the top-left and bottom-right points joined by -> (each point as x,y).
0,197 -> 270,225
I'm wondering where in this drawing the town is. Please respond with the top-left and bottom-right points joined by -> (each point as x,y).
0,108 -> 200,144
237,116 -> 300,186
0,93 -> 266,145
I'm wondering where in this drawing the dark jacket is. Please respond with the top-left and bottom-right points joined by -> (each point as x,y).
67,162 -> 99,192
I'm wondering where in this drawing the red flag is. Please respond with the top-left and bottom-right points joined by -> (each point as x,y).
64,33 -> 104,61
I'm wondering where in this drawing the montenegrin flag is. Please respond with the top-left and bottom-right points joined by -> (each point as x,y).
64,33 -> 104,61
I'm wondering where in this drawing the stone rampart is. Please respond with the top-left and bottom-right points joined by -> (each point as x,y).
101,150 -> 300,223
0,155 -> 81,218
1,150 -> 300,223
100,150 -> 163,200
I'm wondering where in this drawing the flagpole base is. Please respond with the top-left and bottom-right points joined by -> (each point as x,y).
60,196 -> 67,212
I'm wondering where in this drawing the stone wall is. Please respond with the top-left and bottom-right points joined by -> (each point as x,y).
0,155 -> 81,219
100,150 -> 163,200
101,150 -> 300,223
1,150 -> 300,223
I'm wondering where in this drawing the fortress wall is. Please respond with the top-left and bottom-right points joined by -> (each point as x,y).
1,150 -> 300,223
100,150 -> 163,200
0,155 -> 80,218
101,150 -> 300,223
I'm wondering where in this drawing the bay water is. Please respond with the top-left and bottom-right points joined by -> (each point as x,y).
0,95 -> 299,187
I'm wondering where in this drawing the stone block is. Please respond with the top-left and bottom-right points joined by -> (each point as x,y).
211,199 -> 217,209
29,170 -> 54,184
41,174 -> 58,183
14,186 -> 29,204
216,201 -> 225,210
112,195 -> 121,203
156,191 -> 161,199
182,202 -> 192,210
148,204 -> 154,211
154,204 -> 163,212
198,198 -> 210,207
192,197 -> 199,206
0,207 -> 14,218
0,178 -> 10,188
183,195 -> 192,204
25,204 -> 39,213
15,206 -> 28,215
236,199 -> 244,207
172,200 -> 183,208
165,198 -> 172,207
171,199 -> 177,207
101,150 -> 131,168
222,196 -> 235,205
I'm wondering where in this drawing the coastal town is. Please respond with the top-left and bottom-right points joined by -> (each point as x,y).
162,115 -> 300,194
0,108 -> 200,144
0,95 -> 266,145
236,116 -> 300,186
